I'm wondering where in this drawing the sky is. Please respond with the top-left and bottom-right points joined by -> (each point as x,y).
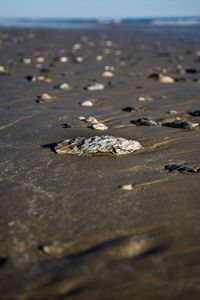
0,0 -> 200,19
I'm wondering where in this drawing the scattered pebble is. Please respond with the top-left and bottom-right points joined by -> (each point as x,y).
102,71 -> 114,77
22,58 -> 31,64
0,65 -> 9,75
81,100 -> 93,107
96,55 -> 103,61
132,118 -> 159,126
163,120 -> 199,129
166,110 -> 178,115
36,93 -> 52,103
72,43 -> 82,50
55,135 -> 142,155
165,163 -> 200,173
55,83 -> 72,90
60,56 -> 69,63
188,110 -> 200,116
85,83 -> 105,91
36,57 -> 45,63
121,107 -> 136,112
92,123 -> 108,131
79,116 -> 99,124
105,65 -> 115,71
36,75 -> 52,83
138,96 -> 153,102
121,184 -> 134,191
74,56 -> 84,63
159,75 -> 175,84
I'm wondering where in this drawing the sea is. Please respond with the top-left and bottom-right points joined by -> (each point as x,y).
0,17 -> 200,29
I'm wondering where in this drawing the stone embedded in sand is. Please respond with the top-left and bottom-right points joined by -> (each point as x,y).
36,57 -> 45,63
92,123 -> 108,131
72,43 -> 82,50
121,106 -> 136,112
105,65 -> 115,71
188,110 -> 200,116
55,83 -> 72,90
121,184 -> 134,191
74,56 -> 84,63
159,75 -> 175,84
36,75 -> 52,83
86,117 -> 99,124
96,55 -> 103,61
85,83 -> 105,91
105,40 -> 113,47
138,96 -> 153,102
81,100 -> 93,107
0,65 -> 9,75
79,116 -> 99,124
132,118 -> 159,126
22,58 -> 31,64
166,110 -> 178,115
102,71 -> 114,77
163,120 -> 199,129
25,75 -> 36,82
37,93 -> 52,103
165,163 -> 200,173
60,56 -> 69,63
55,135 -> 142,156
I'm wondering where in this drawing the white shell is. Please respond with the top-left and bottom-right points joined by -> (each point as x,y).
72,43 -> 82,50
96,55 -> 103,61
102,71 -> 114,77
60,56 -> 68,63
59,83 -> 71,90
159,76 -> 175,83
75,56 -> 84,63
81,100 -> 93,107
86,83 -> 105,91
92,123 -> 108,130
23,58 -> 32,64
40,93 -> 52,101
121,184 -> 134,191
85,116 -> 99,124
36,57 -> 45,63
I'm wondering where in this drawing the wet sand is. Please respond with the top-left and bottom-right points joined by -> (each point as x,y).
0,26 -> 200,299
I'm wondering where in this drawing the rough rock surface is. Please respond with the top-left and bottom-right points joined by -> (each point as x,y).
55,135 -> 142,155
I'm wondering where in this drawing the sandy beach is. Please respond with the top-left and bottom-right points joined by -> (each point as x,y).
0,25 -> 200,299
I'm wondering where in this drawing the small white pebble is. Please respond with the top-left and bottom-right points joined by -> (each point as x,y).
105,65 -> 115,71
72,43 -> 82,50
86,83 -> 105,91
85,116 -> 99,124
96,55 -> 103,61
22,58 -> 32,64
36,57 -> 45,63
75,56 -> 84,63
81,100 -> 93,107
159,76 -> 175,84
60,56 -> 68,63
40,93 -> 52,101
121,184 -> 134,191
59,83 -> 71,90
105,40 -> 113,47
79,116 -> 86,121
102,71 -> 114,77
92,123 -> 108,130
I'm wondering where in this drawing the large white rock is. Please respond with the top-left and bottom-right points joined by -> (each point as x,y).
55,135 -> 142,155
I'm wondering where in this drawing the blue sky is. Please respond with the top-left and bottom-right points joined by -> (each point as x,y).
0,0 -> 199,18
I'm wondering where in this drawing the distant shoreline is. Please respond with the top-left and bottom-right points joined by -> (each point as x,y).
0,16 -> 200,29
